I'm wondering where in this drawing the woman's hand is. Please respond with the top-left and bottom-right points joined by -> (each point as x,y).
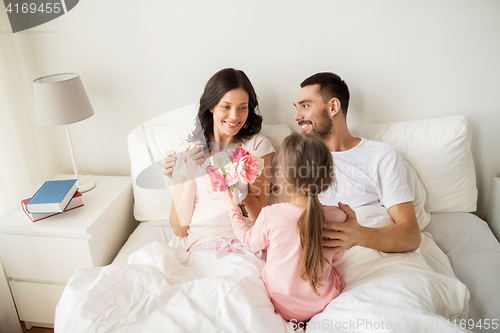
184,143 -> 206,178
163,150 -> 177,178
169,143 -> 206,232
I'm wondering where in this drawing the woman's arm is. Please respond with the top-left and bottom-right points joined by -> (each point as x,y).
169,145 -> 206,237
243,152 -> 274,222
169,200 -> 190,237
169,165 -> 195,237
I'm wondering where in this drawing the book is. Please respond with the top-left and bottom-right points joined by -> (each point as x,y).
21,191 -> 84,222
25,179 -> 78,214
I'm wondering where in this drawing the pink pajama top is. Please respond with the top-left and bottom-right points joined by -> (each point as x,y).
229,203 -> 346,322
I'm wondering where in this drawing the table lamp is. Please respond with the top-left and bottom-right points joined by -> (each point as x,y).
33,73 -> 96,192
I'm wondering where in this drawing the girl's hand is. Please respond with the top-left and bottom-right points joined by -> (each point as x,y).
230,188 -> 240,206
221,187 -> 240,207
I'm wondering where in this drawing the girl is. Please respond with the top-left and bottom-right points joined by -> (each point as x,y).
229,132 -> 346,323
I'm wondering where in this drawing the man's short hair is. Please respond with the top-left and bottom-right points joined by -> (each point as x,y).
301,73 -> 350,117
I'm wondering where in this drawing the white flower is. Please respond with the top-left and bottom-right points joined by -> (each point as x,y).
222,161 -> 237,175
210,151 -> 232,173
225,162 -> 240,186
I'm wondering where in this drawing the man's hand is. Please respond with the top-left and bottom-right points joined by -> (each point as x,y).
163,150 -> 177,178
322,202 -> 362,253
323,201 -> 421,253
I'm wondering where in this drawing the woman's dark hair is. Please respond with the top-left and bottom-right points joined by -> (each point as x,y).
189,68 -> 262,149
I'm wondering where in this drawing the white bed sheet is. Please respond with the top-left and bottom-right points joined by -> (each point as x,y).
112,220 -> 174,265
55,207 -> 471,333
423,212 -> 500,332
305,232 -> 469,332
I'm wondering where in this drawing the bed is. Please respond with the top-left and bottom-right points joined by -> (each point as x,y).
54,106 -> 500,333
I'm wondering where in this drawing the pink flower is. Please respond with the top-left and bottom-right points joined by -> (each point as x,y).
229,147 -> 250,162
207,165 -> 227,192
194,148 -> 263,194
237,155 -> 262,184
226,163 -> 240,186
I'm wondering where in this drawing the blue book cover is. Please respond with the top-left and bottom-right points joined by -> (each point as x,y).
26,179 -> 78,213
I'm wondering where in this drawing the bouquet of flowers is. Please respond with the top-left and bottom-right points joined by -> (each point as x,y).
194,147 -> 264,217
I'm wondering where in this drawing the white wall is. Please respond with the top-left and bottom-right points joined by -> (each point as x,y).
10,0 -> 500,219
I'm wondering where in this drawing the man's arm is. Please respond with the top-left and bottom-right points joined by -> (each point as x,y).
322,201 -> 421,253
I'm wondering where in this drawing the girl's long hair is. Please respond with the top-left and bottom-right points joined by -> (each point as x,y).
278,132 -> 335,295
188,68 -> 262,152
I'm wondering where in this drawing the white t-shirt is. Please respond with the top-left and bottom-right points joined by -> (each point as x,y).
319,138 -> 414,210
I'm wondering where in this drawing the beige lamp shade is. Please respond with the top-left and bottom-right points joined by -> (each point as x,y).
32,73 -> 97,192
33,73 -> 94,126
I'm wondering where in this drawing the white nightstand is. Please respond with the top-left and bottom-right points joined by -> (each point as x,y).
0,175 -> 138,328
488,177 -> 500,242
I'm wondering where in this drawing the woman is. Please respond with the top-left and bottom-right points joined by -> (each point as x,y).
169,68 -> 275,253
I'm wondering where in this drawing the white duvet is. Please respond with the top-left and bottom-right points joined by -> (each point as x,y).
55,206 -> 471,333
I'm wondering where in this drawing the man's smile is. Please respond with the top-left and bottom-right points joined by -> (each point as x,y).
298,120 -> 312,132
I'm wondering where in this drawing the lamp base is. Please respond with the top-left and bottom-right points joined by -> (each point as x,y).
79,180 -> 96,193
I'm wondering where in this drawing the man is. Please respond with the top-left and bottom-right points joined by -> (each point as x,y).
294,72 -> 421,253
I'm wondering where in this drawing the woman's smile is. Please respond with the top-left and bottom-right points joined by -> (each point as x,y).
212,88 -> 249,143
224,120 -> 241,129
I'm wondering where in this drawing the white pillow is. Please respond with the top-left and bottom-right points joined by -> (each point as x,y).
260,124 -> 291,156
128,105 -> 198,222
128,105 -> 291,221
350,115 -> 477,214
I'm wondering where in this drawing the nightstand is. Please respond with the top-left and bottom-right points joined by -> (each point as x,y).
0,175 -> 138,328
488,177 -> 500,242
